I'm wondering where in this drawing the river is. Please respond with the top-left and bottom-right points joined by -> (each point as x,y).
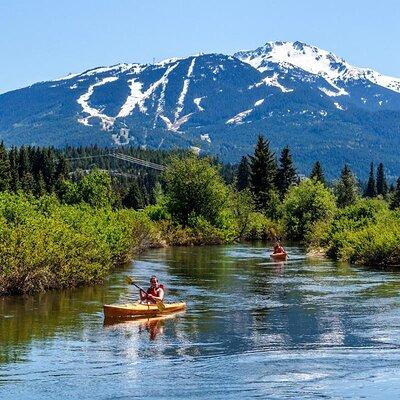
1,244 -> 400,399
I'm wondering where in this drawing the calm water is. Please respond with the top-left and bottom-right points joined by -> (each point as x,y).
2,244 -> 400,399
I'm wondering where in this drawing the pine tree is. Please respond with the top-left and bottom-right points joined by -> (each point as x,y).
18,146 -> 31,181
0,142 -> 11,191
8,147 -> 20,192
276,146 -> 297,198
236,156 -> 251,191
42,148 -> 56,191
55,155 -> 69,181
34,172 -> 47,197
335,164 -> 359,208
390,178 -> 400,210
376,162 -> 388,197
365,162 -> 377,198
123,179 -> 146,210
310,161 -> 326,185
249,135 -> 277,213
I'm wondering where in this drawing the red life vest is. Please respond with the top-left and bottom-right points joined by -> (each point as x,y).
147,284 -> 164,297
273,245 -> 285,254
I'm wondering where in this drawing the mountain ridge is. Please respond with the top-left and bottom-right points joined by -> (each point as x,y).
1,40 -> 400,178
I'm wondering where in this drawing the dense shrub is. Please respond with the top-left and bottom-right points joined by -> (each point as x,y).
309,199 -> 400,266
283,179 -> 337,241
0,192 -> 161,295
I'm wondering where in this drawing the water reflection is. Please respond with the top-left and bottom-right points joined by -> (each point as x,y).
104,312 -> 185,341
2,243 -> 400,399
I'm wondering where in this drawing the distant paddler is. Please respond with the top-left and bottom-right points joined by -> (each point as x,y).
270,241 -> 288,261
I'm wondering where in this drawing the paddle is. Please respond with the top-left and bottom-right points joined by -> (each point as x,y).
124,276 -> 166,312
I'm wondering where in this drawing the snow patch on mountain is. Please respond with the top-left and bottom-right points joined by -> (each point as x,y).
200,133 -> 211,143
117,79 -> 147,117
319,86 -> 348,97
160,113 -> 193,132
236,41 -> 400,95
77,76 -> 119,129
250,73 -> 293,93
334,102 -> 345,110
154,63 -> 179,126
175,57 -> 196,120
194,97 -> 205,111
226,109 -> 253,125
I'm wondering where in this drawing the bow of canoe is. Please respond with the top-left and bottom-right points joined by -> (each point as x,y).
103,302 -> 186,318
270,252 -> 288,261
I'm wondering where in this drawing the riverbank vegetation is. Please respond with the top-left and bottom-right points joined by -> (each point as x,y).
1,135 -> 400,294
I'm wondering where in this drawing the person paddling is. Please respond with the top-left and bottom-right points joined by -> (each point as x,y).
139,276 -> 165,305
273,241 -> 287,255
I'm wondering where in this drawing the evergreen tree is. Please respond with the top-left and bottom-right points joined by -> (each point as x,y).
0,142 -> 11,191
42,148 -> 56,191
34,172 -> 47,197
236,156 -> 251,191
365,162 -> 377,198
335,164 -> 359,208
276,146 -> 297,198
20,172 -> 36,193
310,161 -> 326,185
55,155 -> 69,181
8,147 -> 20,192
390,178 -> 400,210
18,146 -> 31,181
249,135 -> 277,212
123,179 -> 146,210
376,162 -> 388,197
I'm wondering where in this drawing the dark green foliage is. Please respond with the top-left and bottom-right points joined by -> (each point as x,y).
276,146 -> 297,198
0,192 -> 160,295
249,135 -> 278,214
335,164 -> 359,208
310,199 -> 400,266
365,162 -> 377,198
390,178 -> 400,210
376,162 -> 388,197
8,147 -> 20,192
123,179 -> 147,210
310,161 -> 326,185
236,156 -> 250,191
0,142 -> 11,191
164,156 -> 229,226
283,179 -> 337,241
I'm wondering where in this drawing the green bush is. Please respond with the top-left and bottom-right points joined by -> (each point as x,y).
309,198 -> 400,266
283,179 -> 337,241
0,192 -> 161,295
164,156 -> 229,226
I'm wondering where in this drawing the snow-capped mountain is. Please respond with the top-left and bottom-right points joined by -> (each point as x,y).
1,40 -> 400,178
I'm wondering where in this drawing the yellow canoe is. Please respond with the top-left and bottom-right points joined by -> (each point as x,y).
103,302 -> 186,318
270,252 -> 288,261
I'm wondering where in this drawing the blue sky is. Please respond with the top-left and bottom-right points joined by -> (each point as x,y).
1,0 -> 399,94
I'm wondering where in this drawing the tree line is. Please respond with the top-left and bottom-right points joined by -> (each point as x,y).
235,135 -> 400,213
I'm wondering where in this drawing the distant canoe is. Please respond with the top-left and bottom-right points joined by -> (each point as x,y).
103,302 -> 186,318
270,252 -> 288,261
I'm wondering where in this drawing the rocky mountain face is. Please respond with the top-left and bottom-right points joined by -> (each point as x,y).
1,41 -> 400,178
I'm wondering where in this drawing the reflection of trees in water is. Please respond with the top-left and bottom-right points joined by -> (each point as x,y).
160,246 -> 243,291
0,283 -> 121,364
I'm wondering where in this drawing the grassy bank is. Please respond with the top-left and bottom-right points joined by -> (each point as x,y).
308,199 -> 400,266
0,192 -> 162,295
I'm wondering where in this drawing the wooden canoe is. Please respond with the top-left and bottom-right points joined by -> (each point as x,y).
103,302 -> 186,318
270,252 -> 288,261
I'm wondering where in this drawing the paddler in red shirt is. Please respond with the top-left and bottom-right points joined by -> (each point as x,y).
273,241 -> 286,255
139,276 -> 165,304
